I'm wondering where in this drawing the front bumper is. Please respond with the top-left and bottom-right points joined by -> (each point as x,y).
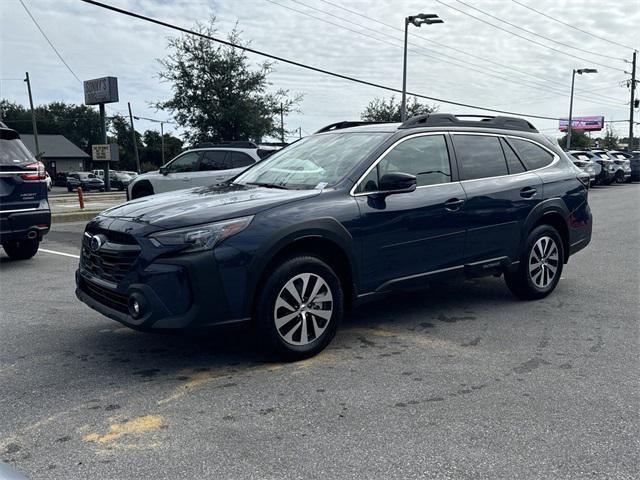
0,208 -> 51,242
76,249 -> 249,330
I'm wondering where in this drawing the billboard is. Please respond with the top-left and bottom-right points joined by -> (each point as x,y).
84,77 -> 119,105
559,116 -> 604,132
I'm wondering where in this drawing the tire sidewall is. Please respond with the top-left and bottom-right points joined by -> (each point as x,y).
257,256 -> 343,359
522,225 -> 564,295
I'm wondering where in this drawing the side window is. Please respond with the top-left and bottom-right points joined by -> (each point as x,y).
358,135 -> 451,193
500,137 -> 526,174
509,138 -> 554,170
167,152 -> 200,173
231,151 -> 255,168
453,135 -> 508,180
199,151 -> 232,171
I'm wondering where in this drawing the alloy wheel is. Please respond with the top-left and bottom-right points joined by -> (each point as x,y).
528,236 -> 559,289
273,273 -> 333,346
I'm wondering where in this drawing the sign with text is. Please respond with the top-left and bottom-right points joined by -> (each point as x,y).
83,77 -> 119,105
559,116 -> 604,132
92,144 -> 119,162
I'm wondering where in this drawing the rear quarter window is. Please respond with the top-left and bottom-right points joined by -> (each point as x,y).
509,138 -> 555,170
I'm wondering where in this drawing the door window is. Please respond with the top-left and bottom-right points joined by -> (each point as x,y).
231,151 -> 255,168
167,152 -> 200,173
500,138 -> 526,174
357,135 -> 451,193
509,138 -> 554,170
199,151 -> 232,171
453,135 -> 508,180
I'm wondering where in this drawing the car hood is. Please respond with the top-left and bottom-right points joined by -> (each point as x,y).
99,183 -> 321,228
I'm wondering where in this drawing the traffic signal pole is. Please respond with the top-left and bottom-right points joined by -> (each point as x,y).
628,51 -> 637,151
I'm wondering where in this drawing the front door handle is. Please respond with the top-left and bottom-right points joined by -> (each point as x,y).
520,186 -> 537,198
444,198 -> 465,211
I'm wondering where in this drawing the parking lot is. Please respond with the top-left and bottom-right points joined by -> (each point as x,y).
1,183 -> 638,479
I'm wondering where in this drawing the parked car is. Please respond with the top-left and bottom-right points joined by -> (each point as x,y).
120,170 -> 138,178
0,124 -> 50,260
566,150 -> 597,185
54,172 -> 68,187
45,171 -> 52,191
585,150 -> 617,185
66,172 -> 105,192
109,171 -> 132,191
127,142 -> 262,200
76,114 -> 593,359
607,150 -> 633,183
631,151 -> 640,182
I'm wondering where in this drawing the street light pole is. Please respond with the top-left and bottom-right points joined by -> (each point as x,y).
160,121 -> 165,165
24,72 -> 40,158
566,68 -> 598,150
400,14 -> 443,122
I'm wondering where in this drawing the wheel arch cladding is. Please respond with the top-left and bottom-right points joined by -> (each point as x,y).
247,219 -> 358,316
524,199 -> 570,264
132,179 -> 153,197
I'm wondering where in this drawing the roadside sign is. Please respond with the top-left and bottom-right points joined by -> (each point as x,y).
92,144 -> 119,162
84,77 -> 119,105
559,116 -> 604,132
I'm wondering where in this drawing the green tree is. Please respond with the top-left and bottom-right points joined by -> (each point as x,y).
140,129 -> 183,167
558,130 -> 591,149
601,124 -> 619,150
360,96 -> 438,122
0,100 -> 103,154
156,18 -> 302,144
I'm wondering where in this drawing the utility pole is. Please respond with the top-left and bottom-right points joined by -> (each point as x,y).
24,72 -> 40,158
280,103 -> 285,144
299,126 -> 302,139
160,121 -> 165,165
567,70 -> 576,150
628,51 -> 637,152
127,102 -> 141,173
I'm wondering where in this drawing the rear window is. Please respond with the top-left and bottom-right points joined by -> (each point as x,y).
453,135 -> 508,180
0,136 -> 35,166
573,153 -> 591,161
509,138 -> 554,170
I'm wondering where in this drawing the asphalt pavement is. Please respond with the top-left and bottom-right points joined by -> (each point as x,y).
1,184 -> 639,480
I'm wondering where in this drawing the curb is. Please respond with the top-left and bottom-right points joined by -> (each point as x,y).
51,211 -> 102,223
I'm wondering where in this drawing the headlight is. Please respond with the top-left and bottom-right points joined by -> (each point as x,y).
149,216 -> 254,253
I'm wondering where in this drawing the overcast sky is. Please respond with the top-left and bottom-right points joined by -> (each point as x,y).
1,0 -> 638,141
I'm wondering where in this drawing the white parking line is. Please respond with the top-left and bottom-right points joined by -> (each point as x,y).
39,248 -> 80,259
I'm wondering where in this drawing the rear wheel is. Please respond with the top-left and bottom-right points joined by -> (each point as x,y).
255,256 -> 343,360
132,186 -> 153,199
2,239 -> 39,260
505,225 -> 564,300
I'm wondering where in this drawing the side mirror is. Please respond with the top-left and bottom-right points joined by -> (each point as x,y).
159,166 -> 169,176
376,172 -> 417,195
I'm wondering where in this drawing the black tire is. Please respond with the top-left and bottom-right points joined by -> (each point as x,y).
255,255 -> 343,360
505,225 -> 564,300
2,239 -> 40,260
132,186 -> 153,199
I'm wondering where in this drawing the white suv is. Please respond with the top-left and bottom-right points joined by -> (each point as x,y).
127,144 -> 261,200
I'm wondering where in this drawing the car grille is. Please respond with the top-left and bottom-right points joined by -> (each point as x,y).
81,228 -> 140,284
79,277 -> 129,313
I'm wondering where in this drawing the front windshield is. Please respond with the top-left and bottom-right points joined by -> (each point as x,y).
235,132 -> 387,189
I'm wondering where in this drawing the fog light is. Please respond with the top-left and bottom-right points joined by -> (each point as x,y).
128,294 -> 146,319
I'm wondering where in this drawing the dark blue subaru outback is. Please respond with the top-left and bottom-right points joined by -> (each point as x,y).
76,114 -> 592,359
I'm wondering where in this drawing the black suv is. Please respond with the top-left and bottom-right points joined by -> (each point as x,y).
0,124 -> 51,259
76,114 -> 592,359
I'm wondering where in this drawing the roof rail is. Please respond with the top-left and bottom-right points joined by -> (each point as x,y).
399,113 -> 538,133
194,141 -> 258,149
315,121 -> 387,134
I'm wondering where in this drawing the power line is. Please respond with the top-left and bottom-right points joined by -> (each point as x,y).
434,0 -> 625,73
266,0 -> 622,108
79,0 -> 602,122
18,0 -> 82,83
317,0 -> 621,102
511,0 -> 636,51
451,0 -> 624,62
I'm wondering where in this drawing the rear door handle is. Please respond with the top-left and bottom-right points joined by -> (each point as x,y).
444,198 -> 465,211
520,186 -> 537,198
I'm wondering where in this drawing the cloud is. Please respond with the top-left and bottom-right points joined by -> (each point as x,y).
1,0 -> 637,138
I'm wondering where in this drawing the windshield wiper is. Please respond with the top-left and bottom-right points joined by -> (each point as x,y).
245,182 -> 289,190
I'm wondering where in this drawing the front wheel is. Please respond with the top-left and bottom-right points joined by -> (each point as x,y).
255,256 -> 343,360
505,225 -> 564,300
2,239 -> 40,260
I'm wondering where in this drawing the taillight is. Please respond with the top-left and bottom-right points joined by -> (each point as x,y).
20,161 -> 46,181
